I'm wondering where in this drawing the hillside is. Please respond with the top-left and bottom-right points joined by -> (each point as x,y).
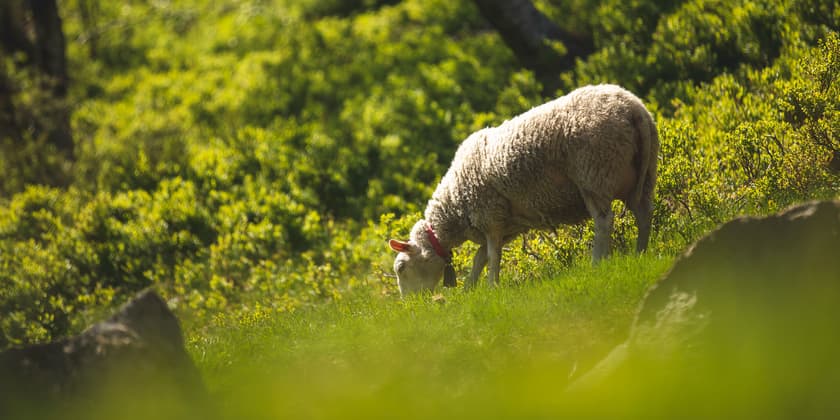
1,0 -> 839,406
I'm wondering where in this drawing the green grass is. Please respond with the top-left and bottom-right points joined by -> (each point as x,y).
188,253 -> 672,419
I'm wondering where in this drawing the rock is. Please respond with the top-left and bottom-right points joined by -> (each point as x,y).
570,200 -> 840,415
0,289 -> 209,419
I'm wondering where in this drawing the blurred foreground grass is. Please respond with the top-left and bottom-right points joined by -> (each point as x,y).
14,251 -> 840,419
13,250 -> 840,419
189,254 -> 670,419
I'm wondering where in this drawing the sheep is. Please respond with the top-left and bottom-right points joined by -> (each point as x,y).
388,84 -> 659,295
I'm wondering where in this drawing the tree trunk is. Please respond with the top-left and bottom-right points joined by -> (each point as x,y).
30,0 -> 69,97
0,0 -> 35,57
471,0 -> 593,94
29,0 -> 73,157
0,0 -> 74,189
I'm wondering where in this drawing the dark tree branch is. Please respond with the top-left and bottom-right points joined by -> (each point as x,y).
78,0 -> 99,58
471,0 -> 593,94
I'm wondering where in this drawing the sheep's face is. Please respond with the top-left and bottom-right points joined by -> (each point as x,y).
389,239 -> 444,295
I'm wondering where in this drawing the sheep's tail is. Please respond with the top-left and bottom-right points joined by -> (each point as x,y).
631,111 -> 657,209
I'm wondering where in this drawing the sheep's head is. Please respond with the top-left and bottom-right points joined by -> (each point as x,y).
388,221 -> 456,295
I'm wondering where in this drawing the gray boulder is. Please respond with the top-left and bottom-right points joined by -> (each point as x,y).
571,200 -> 840,416
0,289 -> 208,419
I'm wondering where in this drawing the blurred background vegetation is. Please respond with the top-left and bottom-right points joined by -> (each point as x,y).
0,0 -> 838,348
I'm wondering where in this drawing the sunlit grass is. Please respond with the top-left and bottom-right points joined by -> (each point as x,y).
188,253 -> 672,419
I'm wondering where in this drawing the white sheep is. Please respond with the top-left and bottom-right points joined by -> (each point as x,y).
388,84 -> 659,295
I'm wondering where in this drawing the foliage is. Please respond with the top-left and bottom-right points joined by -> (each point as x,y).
0,0 -> 839,350
0,58 -> 73,193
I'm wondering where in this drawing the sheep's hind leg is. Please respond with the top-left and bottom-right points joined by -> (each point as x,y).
627,196 -> 652,253
466,245 -> 488,290
583,193 -> 614,263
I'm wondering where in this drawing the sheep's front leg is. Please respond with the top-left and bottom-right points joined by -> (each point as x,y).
485,234 -> 503,287
466,244 -> 488,290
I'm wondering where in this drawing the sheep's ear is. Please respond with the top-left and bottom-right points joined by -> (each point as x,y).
388,239 -> 413,253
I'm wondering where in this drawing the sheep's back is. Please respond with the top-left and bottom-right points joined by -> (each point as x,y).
481,85 -> 645,227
